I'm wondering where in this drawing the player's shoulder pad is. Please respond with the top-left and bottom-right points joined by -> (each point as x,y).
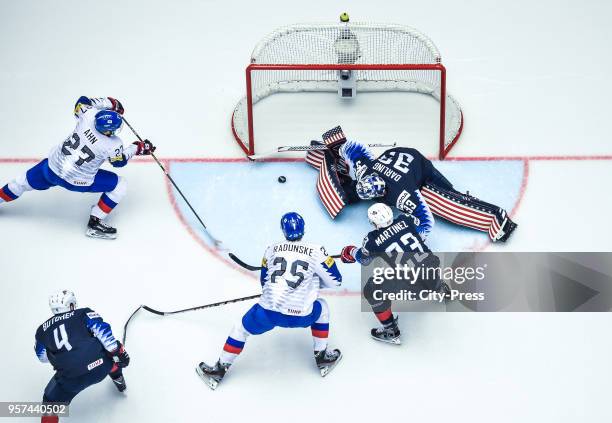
82,308 -> 100,320
323,255 -> 336,269
73,96 -> 92,116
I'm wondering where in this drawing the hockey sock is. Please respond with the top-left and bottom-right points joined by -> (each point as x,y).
311,298 -> 330,352
219,322 -> 251,366
90,177 -> 126,219
0,170 -> 34,203
375,309 -> 395,328
0,184 -> 18,203
311,323 -> 329,352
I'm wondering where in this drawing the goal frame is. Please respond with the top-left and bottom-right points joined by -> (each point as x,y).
231,63 -> 463,160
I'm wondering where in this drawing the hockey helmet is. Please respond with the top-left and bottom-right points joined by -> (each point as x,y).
49,290 -> 77,315
281,212 -> 305,241
95,110 -> 123,136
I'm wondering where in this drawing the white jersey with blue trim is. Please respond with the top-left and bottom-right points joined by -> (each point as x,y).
259,241 -> 342,317
47,97 -> 137,186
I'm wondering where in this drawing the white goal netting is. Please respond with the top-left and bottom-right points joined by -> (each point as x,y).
231,22 -> 463,157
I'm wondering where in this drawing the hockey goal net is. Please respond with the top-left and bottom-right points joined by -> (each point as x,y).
231,21 -> 463,159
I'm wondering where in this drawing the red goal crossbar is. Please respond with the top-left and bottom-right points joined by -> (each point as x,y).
231,63 -> 463,159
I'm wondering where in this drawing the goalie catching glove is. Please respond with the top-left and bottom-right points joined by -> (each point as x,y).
133,139 -> 156,155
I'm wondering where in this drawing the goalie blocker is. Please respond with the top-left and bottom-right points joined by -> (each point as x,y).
306,126 -> 517,243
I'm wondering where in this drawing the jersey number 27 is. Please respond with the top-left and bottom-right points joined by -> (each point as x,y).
62,133 -> 96,167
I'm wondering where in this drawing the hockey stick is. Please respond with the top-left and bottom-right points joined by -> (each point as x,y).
248,141 -> 397,161
122,117 -> 224,248
122,294 -> 261,345
229,252 -> 342,271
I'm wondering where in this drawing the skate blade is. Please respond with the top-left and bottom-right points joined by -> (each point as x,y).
371,334 -> 402,345
195,365 -> 219,390
86,228 -> 117,240
319,352 -> 343,377
114,385 -> 127,393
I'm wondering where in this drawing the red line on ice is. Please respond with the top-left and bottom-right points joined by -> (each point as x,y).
0,153 -> 605,283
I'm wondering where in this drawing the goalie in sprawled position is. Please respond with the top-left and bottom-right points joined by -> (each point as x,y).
307,126 -> 517,242
0,96 -> 156,239
196,212 -> 343,390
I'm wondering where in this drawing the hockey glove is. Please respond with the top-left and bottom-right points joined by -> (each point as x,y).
108,97 -> 124,115
111,342 -> 130,368
133,139 -> 156,155
340,245 -> 358,264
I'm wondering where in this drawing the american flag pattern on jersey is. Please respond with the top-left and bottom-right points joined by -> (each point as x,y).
322,125 -> 347,147
305,143 -> 350,218
420,183 -> 509,241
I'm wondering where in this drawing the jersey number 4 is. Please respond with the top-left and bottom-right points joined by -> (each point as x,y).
62,133 -> 96,166
53,324 -> 73,351
270,258 -> 309,289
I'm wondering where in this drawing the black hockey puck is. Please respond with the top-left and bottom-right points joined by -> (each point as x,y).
278,176 -> 287,183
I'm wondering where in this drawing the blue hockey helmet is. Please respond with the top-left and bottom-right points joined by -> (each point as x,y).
95,110 -> 123,136
356,173 -> 386,200
281,212 -> 305,241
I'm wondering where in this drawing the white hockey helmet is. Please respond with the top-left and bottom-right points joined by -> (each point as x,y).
49,290 -> 77,315
368,203 -> 394,229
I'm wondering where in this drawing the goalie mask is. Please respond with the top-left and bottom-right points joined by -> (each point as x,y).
368,203 -> 394,229
356,173 -> 386,200
49,290 -> 77,315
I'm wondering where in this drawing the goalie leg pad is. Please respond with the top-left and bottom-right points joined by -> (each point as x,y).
421,183 -> 516,242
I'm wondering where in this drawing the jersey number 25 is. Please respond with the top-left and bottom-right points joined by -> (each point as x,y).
270,257 -> 309,289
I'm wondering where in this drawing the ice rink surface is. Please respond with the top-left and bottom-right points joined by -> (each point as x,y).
1,0 -> 612,422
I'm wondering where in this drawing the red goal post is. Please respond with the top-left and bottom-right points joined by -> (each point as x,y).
231,22 -> 464,159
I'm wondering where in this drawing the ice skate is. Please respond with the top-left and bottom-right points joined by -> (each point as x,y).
371,316 -> 401,345
86,216 -> 117,240
196,361 -> 229,390
111,374 -> 126,393
314,348 -> 342,377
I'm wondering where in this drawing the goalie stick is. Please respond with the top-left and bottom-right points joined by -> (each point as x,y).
229,252 -> 341,271
122,294 -> 261,345
248,141 -> 397,161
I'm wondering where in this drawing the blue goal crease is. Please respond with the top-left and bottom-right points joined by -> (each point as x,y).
169,160 -> 525,291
